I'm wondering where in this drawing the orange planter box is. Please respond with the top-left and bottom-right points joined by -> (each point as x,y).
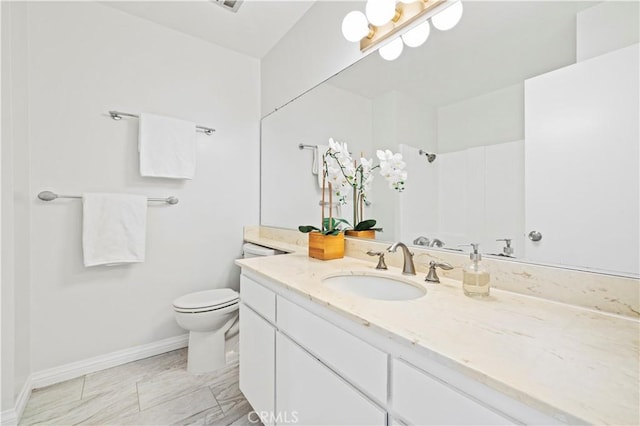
345,230 -> 376,239
308,232 -> 345,260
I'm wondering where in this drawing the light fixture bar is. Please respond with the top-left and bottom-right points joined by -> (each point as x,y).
360,0 -> 447,52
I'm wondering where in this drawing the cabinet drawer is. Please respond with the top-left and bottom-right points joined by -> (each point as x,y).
277,333 -> 386,426
240,274 -> 276,323
277,296 -> 387,403
391,359 -> 512,425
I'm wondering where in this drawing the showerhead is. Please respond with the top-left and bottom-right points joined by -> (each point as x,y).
418,150 -> 437,163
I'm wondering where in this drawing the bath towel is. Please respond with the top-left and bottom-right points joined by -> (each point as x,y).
82,193 -> 147,267
139,113 -> 196,179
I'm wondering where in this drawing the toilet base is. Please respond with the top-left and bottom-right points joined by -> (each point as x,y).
225,333 -> 239,363
187,329 -> 226,374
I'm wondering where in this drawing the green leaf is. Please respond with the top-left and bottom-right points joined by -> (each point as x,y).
322,228 -> 342,236
323,217 -> 350,231
354,219 -> 377,231
298,225 -> 320,233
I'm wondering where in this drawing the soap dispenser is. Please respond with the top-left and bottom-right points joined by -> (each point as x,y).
461,243 -> 490,297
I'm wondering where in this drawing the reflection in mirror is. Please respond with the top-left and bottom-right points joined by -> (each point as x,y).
261,1 -> 639,277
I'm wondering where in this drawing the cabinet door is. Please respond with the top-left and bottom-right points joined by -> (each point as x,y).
277,296 -> 388,403
391,359 -> 512,425
239,304 -> 275,425
276,333 -> 386,426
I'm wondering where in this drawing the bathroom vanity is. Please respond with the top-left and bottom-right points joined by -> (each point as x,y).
235,251 -> 639,425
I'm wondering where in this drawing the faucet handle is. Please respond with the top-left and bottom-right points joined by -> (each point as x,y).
431,260 -> 453,270
425,260 -> 454,283
413,236 -> 430,246
366,250 -> 388,270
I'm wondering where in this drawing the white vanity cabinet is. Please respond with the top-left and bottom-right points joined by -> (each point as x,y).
240,273 -> 386,425
239,270 -> 561,425
391,359 -> 512,425
276,296 -> 388,404
239,276 -> 276,426
276,333 -> 386,425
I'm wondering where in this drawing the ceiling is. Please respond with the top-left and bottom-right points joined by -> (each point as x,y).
103,1 -> 316,58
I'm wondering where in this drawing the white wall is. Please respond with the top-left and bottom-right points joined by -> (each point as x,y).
577,1 -> 640,62
370,92 -> 434,241
21,2 -> 259,372
261,1 -> 370,116
0,1 -> 15,412
397,84 -> 526,253
371,93 -> 398,241
1,1 -> 31,414
399,141 -> 524,256
261,83 -> 373,230
437,84 -> 524,153
398,144 -> 438,245
396,93 -> 436,153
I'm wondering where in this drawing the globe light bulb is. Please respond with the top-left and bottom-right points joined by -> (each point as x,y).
342,11 -> 370,42
379,37 -> 404,61
432,1 -> 463,31
366,0 -> 396,27
401,21 -> 430,48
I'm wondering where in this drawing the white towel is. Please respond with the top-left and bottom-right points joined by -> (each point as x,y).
314,144 -> 329,188
82,193 -> 147,267
139,113 -> 196,179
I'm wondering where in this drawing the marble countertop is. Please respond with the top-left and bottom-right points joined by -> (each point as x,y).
236,252 -> 639,425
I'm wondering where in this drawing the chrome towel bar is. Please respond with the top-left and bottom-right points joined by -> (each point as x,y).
37,191 -> 179,205
108,110 -> 215,135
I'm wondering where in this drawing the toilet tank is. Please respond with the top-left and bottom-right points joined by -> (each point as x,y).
242,243 -> 281,258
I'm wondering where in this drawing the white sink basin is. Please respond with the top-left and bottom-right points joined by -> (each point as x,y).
322,273 -> 426,301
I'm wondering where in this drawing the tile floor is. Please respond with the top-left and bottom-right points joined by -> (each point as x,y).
20,349 -> 258,426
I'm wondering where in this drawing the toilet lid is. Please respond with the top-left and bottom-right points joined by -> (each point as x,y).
172,289 -> 239,310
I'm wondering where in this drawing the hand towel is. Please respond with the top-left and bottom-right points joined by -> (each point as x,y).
314,144 -> 329,188
82,193 -> 147,267
139,113 -> 196,179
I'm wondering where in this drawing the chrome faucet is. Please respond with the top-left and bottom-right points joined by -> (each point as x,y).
429,238 -> 445,248
412,236 -> 445,248
413,236 -> 430,246
387,242 -> 416,275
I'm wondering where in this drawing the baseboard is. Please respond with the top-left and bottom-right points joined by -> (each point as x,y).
1,334 -> 187,425
14,375 -> 32,424
31,334 -> 188,389
0,409 -> 18,426
1,375 -> 32,426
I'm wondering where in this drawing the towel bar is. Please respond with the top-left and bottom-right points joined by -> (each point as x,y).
37,191 -> 179,205
108,110 -> 215,135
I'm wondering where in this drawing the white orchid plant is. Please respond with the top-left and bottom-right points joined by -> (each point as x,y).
299,137 -> 407,235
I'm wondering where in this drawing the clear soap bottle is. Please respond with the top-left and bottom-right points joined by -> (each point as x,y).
461,243 -> 490,298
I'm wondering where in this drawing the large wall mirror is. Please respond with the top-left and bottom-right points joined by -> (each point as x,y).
261,1 -> 639,278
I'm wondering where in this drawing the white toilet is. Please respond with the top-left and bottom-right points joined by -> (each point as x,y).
173,243 -> 279,373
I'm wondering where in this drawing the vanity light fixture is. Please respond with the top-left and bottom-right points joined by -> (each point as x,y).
341,0 -> 464,61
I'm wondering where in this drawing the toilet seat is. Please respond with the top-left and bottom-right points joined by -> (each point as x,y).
173,289 -> 239,313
